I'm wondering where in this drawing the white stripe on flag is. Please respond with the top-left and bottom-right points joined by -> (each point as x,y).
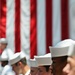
37,0 -> 46,55
52,0 -> 61,46
69,0 -> 75,40
6,0 -> 15,52
21,0 -> 30,59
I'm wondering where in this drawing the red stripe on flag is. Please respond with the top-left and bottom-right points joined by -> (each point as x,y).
0,0 -> 1,37
0,0 -> 7,38
30,0 -> 37,58
15,0 -> 21,52
61,0 -> 69,40
46,0 -> 52,53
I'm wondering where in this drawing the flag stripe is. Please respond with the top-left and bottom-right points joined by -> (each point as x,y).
37,0 -> 46,55
61,0 -> 69,40
20,0 -> 30,60
15,0 -> 21,52
0,0 -> 7,38
30,0 -> 37,58
0,0 -> 1,37
52,0 -> 61,46
6,0 -> 15,52
69,0 -> 75,40
46,0 -> 52,53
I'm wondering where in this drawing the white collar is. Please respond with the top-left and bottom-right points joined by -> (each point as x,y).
25,69 -> 30,75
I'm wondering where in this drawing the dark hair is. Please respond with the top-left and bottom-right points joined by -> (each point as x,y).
20,57 -> 27,65
1,61 -> 8,67
43,65 -> 50,72
52,56 -> 68,62
61,56 -> 68,61
14,57 -> 27,66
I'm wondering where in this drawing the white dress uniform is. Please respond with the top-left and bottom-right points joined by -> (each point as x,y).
0,62 -> 3,75
1,49 -> 15,75
1,65 -> 15,75
25,70 -> 30,75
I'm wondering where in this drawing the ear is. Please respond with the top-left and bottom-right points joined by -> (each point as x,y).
18,62 -> 23,68
49,65 -> 53,73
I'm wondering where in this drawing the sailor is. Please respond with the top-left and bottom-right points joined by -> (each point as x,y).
35,53 -> 53,75
29,58 -> 38,75
49,39 -> 75,75
9,51 -> 30,75
1,49 -> 15,75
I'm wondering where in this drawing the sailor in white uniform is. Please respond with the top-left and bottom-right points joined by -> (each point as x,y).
29,58 -> 38,75
9,51 -> 30,75
34,53 -> 53,75
1,49 -> 15,75
49,39 -> 75,75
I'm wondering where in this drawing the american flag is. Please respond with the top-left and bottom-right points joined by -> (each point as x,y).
0,0 -> 75,59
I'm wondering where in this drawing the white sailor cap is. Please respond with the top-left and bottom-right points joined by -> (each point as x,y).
68,43 -> 75,56
49,39 -> 75,57
55,39 -> 75,47
5,48 -> 14,59
1,50 -> 8,61
20,51 -> 26,59
35,53 -> 52,66
29,58 -> 38,67
9,52 -> 20,65
50,46 -> 69,57
0,38 -> 7,44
